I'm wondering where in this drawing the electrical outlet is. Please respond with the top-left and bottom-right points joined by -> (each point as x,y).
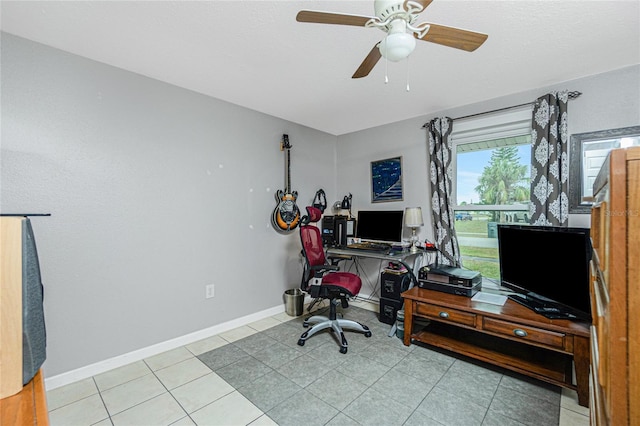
205,284 -> 215,299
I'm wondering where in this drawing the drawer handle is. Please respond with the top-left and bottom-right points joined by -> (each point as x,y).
513,328 -> 528,337
439,311 -> 450,319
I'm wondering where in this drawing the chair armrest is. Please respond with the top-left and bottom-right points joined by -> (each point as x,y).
310,265 -> 339,276
307,264 -> 339,296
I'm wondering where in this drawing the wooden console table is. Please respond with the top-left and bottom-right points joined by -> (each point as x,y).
0,369 -> 49,425
401,287 -> 590,407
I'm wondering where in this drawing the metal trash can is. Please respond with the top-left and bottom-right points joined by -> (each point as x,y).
396,309 -> 405,339
284,288 -> 305,316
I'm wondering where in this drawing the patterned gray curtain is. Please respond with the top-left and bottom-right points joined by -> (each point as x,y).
427,117 -> 461,267
530,90 -> 569,226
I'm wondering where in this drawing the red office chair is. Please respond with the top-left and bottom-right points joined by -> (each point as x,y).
297,206 -> 371,353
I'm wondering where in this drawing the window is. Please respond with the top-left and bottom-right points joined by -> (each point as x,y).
451,107 -> 532,283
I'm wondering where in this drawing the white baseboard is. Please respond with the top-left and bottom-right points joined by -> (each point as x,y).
44,303 -> 287,391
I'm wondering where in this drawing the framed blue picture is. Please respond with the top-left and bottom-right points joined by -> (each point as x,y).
371,156 -> 403,202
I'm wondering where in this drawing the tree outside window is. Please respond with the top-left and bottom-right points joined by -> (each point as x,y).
454,140 -> 531,281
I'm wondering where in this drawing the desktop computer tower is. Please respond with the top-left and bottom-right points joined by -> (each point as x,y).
1,217 -> 47,397
379,270 -> 410,325
322,215 -> 355,247
321,216 -> 335,246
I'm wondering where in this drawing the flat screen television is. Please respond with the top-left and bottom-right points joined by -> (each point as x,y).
497,224 -> 592,321
355,210 -> 404,244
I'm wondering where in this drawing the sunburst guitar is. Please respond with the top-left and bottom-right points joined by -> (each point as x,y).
272,134 -> 301,233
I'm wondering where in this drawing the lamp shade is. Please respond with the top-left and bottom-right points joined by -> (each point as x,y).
379,31 -> 416,62
404,207 -> 424,228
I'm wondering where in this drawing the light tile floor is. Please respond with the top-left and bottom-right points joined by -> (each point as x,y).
46,299 -> 590,426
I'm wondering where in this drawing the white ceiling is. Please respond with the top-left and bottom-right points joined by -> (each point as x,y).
1,1 -> 639,136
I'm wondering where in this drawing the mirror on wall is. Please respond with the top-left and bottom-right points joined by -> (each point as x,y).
569,125 -> 640,213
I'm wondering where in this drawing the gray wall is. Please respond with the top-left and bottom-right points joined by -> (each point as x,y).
336,65 -> 640,235
3,31 -> 638,380
1,33 -> 338,377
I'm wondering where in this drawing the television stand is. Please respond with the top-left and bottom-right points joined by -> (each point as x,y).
401,287 -> 590,407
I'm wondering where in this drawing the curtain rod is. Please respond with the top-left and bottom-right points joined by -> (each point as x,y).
421,91 -> 582,128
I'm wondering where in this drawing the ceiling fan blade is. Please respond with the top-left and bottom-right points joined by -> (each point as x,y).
417,23 -> 488,52
296,10 -> 372,27
352,44 -> 382,79
404,0 -> 434,12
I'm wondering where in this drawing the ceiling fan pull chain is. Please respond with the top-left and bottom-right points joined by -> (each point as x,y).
385,56 -> 389,84
406,56 -> 410,92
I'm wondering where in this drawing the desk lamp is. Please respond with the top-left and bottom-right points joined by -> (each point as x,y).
404,207 -> 424,253
333,193 -> 353,218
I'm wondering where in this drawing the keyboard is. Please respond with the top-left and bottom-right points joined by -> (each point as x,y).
346,242 -> 392,252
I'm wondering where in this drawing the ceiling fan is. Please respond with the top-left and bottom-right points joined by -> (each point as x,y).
296,0 -> 488,79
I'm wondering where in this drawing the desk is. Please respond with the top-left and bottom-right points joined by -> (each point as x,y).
326,247 -> 430,336
325,247 -> 428,287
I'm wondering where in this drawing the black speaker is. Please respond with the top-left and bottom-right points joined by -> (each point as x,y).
379,298 -> 403,325
381,271 -> 411,301
334,216 -> 348,247
22,219 -> 47,385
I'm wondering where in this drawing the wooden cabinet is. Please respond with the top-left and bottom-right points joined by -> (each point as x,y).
0,369 -> 49,425
401,287 -> 591,406
0,217 -> 49,424
1,217 -> 25,398
589,146 -> 640,426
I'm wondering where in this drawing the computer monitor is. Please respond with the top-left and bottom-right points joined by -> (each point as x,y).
355,210 -> 404,244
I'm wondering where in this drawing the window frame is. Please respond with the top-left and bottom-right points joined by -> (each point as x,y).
451,106 -> 533,213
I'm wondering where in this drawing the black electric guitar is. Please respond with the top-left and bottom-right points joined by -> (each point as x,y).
272,134 -> 301,233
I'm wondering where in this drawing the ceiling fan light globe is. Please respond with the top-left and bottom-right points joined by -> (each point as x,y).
379,32 -> 416,61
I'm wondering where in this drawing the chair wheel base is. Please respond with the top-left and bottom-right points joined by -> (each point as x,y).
296,306 -> 369,354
